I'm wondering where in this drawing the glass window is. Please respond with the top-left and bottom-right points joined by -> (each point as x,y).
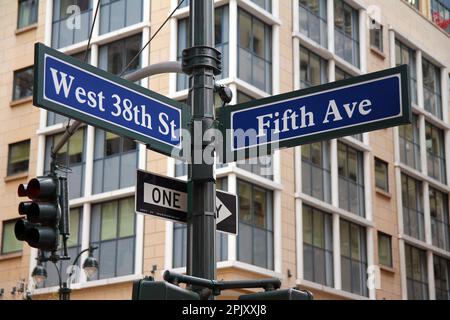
18,0 -> 38,29
431,0 -> 450,34
426,122 -> 446,184
40,208 -> 83,287
172,178 -> 228,268
52,0 -> 92,49
369,24 -> 383,52
338,142 -> 365,217
430,187 -> 450,251
374,158 -> 388,192
99,33 -> 142,76
44,129 -> 86,199
401,174 -> 425,241
302,141 -> 331,203
334,0 -> 359,67
90,198 -> 136,280
299,0 -> 327,47
12,66 -> 33,101
399,114 -> 421,171
1,220 -> 22,254
378,232 -> 392,267
434,254 -> 450,300
7,140 -> 30,176
396,40 -> 417,105
235,92 -> 272,179
99,0 -> 143,35
300,46 -> 328,88
423,58 -> 443,119
340,219 -> 368,296
237,180 -> 274,270
238,9 -> 272,93
405,244 -> 429,300
303,205 -> 333,287
335,67 -> 352,81
251,0 -> 272,11
93,130 -> 138,194
177,6 -> 229,91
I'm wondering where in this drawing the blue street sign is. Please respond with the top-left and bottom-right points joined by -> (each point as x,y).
34,43 -> 189,158
218,65 -> 410,163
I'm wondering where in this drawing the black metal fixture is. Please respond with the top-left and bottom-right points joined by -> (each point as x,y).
31,262 -> 47,286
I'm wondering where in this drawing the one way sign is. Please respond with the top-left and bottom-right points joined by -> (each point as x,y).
215,190 -> 238,235
135,170 -> 238,235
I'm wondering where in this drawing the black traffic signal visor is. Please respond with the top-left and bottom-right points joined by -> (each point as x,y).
14,219 -> 32,241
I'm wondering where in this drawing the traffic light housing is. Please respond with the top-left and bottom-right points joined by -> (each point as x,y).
132,277 -> 200,300
15,176 -> 60,251
238,288 -> 314,300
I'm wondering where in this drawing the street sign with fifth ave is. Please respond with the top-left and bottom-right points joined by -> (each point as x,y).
135,170 -> 238,235
218,65 -> 410,163
33,43 -> 189,158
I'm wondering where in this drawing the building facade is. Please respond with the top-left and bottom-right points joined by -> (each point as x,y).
0,0 -> 449,300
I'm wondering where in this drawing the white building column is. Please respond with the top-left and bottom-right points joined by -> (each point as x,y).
358,9 -> 367,73
229,0 -> 238,81
327,0 -> 335,54
423,182 -> 432,245
416,50 -> 424,109
227,173 -> 237,262
330,139 -> 341,290
399,239 -> 408,299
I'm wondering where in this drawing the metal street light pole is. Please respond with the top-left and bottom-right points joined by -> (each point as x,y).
183,0 -> 221,292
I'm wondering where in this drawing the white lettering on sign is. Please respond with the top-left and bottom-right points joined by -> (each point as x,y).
256,98 -> 373,137
48,67 -> 178,138
143,183 -> 187,212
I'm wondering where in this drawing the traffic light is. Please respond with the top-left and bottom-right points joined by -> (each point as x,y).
15,175 -> 60,251
238,288 -> 314,300
132,277 -> 200,300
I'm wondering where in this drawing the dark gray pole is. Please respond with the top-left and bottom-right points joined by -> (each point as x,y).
183,0 -> 221,290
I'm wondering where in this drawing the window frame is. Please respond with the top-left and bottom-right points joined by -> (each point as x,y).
237,179 -> 274,270
374,157 -> 389,193
299,0 -> 328,47
333,0 -> 360,67
237,8 -> 273,93
1,218 -> 23,255
12,66 -> 34,101
89,197 -> 137,281
377,232 -> 393,268
299,45 -> 328,89
337,142 -> 365,217
395,40 -> 417,105
302,204 -> 334,287
340,219 -> 368,297
405,244 -> 429,300
17,0 -> 39,29
425,121 -> 447,184
99,0 -> 144,35
401,173 -> 425,241
369,24 -> 383,53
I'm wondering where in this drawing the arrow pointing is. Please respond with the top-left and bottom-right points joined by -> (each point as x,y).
215,196 -> 232,224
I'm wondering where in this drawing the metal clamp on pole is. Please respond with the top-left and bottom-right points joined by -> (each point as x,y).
182,46 -> 222,76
